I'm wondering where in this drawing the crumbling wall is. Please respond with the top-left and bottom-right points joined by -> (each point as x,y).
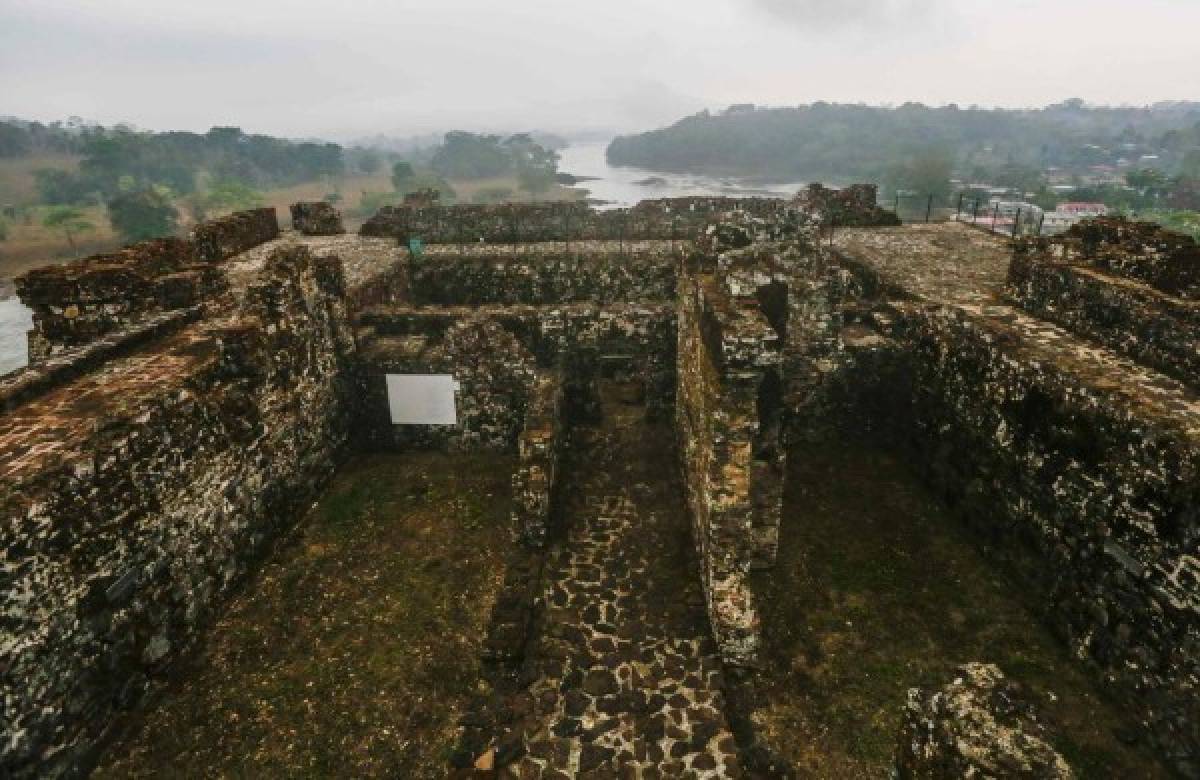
788,249 -> 1200,769
190,207 -> 280,263
781,252 -> 909,443
290,201 -> 345,236
794,182 -> 901,227
0,245 -> 355,778
1046,216 -> 1200,299
676,274 -> 763,666
1009,236 -> 1200,389
356,302 -> 675,451
772,218 -> 1200,771
15,238 -> 225,360
674,212 -> 821,667
409,244 -> 677,305
15,209 -> 281,361
512,370 -> 566,547
360,197 -> 793,244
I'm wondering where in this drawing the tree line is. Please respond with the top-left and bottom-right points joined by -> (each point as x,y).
607,100 -> 1200,194
0,122 -> 344,205
0,120 -> 563,248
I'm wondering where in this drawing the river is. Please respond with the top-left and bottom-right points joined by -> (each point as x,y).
557,140 -> 806,208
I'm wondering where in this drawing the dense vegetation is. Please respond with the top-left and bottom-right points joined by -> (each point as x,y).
430,132 -> 559,192
606,101 -> 1200,238
351,131 -> 564,214
0,121 -> 344,205
0,120 -> 569,250
608,100 -> 1200,185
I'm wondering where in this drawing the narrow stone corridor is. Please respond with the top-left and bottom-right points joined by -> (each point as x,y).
505,382 -> 741,778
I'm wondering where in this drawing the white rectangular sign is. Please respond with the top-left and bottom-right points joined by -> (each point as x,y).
385,374 -> 459,425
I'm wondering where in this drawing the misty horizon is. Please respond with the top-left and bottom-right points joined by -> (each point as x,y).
3,0 -> 1199,142
7,97 -> 1200,148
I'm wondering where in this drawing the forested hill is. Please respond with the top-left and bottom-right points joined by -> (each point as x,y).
606,101 -> 1200,182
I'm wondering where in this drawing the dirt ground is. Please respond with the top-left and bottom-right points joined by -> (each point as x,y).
747,437 -> 1169,779
94,452 -> 518,779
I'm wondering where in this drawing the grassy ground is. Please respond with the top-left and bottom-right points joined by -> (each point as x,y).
0,204 -> 121,280
747,437 -> 1168,779
94,452 -> 518,779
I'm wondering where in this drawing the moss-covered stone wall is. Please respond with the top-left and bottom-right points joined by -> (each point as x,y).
0,246 -> 356,777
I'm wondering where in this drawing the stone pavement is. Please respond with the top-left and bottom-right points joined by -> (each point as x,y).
504,383 -> 741,778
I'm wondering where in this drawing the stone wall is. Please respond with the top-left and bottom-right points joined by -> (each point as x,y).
190,207 -> 281,263
512,370 -> 566,547
1054,217 -> 1200,299
15,209 -> 282,362
357,316 -> 540,452
803,226 -> 1200,772
1009,235 -> 1200,389
360,197 -> 795,244
409,243 -> 677,305
717,218 -> 1200,770
356,302 -> 676,450
13,192 -> 1193,776
892,301 -> 1200,770
15,238 -> 226,360
0,307 -> 203,413
675,213 -> 820,667
0,245 -> 356,777
794,182 -> 902,227
290,201 -> 345,236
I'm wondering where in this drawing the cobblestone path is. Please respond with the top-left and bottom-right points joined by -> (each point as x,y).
506,385 -> 741,778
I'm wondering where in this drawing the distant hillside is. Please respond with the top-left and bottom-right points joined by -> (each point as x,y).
0,119 -> 344,204
606,101 -> 1200,183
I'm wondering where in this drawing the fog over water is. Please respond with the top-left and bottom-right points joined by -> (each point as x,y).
558,142 -> 806,208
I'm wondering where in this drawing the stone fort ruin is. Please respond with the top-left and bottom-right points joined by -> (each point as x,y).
1,187 -> 1197,777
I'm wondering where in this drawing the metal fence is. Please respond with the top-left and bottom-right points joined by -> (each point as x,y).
889,192 -> 1047,238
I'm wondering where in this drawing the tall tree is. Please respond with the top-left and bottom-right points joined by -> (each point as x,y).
107,188 -> 179,242
41,206 -> 94,256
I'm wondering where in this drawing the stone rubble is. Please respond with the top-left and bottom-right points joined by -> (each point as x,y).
896,663 -> 1074,779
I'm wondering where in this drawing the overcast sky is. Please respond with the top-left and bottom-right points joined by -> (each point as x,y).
2,0 -> 1198,141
